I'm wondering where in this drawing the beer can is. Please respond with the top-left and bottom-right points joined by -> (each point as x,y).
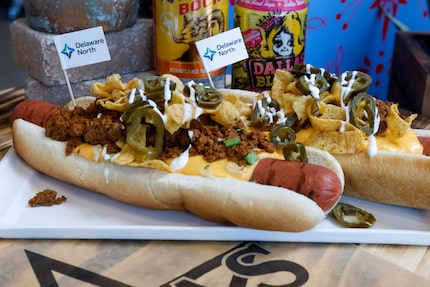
153,0 -> 228,87
232,0 -> 308,91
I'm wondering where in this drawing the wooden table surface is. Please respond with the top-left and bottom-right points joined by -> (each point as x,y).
1,88 -> 430,286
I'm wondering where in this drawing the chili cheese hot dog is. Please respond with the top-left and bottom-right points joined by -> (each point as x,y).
261,65 -> 430,210
11,81 -> 345,232
333,128 -> 430,209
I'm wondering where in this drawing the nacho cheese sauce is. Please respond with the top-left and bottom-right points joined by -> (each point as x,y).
371,129 -> 423,154
173,151 -> 284,180
73,143 -> 284,180
295,126 -> 423,155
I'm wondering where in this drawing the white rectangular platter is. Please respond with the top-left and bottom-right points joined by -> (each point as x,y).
1,148 -> 429,245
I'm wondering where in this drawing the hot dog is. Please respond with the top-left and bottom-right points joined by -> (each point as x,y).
416,131 -> 430,156
263,65 -> 430,210
10,78 -> 345,232
9,99 -> 60,128
250,158 -> 342,212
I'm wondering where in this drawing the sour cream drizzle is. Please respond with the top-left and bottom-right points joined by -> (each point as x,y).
170,130 -> 194,170
338,71 -> 357,127
367,103 -> 381,157
104,167 -> 110,184
128,88 -> 136,103
182,103 -> 193,124
338,71 -> 381,157
127,87 -> 146,104
255,92 -> 277,125
304,74 -> 321,101
339,71 -> 357,111
147,99 -> 167,124
186,81 -> 197,103
164,77 -> 172,107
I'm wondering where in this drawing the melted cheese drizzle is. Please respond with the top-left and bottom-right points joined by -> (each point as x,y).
295,128 -> 423,155
174,151 -> 285,180
73,143 -> 285,181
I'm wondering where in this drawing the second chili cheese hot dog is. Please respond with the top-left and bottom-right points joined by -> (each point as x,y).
265,65 -> 430,210
11,86 -> 345,232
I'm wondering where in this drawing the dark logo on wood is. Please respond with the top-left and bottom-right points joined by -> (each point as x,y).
26,242 -> 309,286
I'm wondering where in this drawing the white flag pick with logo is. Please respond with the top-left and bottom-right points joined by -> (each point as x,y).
195,27 -> 249,87
53,26 -> 111,105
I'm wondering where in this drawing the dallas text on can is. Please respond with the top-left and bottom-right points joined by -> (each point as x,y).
75,38 -> 105,55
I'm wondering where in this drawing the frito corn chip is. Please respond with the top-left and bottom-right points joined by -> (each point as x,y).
292,95 -> 313,123
319,103 -> 345,121
111,89 -> 127,101
91,83 -> 112,98
111,143 -> 136,165
223,93 -> 253,118
98,97 -> 130,112
287,81 -> 303,95
165,103 -> 192,134
276,93 -> 313,123
134,159 -> 173,173
92,74 -> 142,112
309,115 -> 344,132
303,129 -> 366,154
274,93 -> 295,114
321,90 -> 341,106
211,100 -> 242,126
105,74 -> 126,90
326,81 -> 342,104
272,69 -> 295,99
170,91 -> 186,105
161,74 -> 185,92
112,143 -> 173,172
125,78 -> 141,90
386,104 -> 417,137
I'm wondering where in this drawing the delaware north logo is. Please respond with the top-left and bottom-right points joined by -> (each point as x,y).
195,27 -> 248,73
203,47 -> 216,61
53,26 -> 110,70
60,43 -> 75,59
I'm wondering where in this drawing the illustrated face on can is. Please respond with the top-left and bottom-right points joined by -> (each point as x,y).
273,30 -> 294,57
258,11 -> 305,59
232,2 -> 309,91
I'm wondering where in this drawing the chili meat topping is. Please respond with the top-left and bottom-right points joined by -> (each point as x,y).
375,99 -> 396,135
45,102 -> 123,155
44,101 -> 276,166
28,189 -> 67,207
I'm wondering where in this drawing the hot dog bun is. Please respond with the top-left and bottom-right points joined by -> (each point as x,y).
13,118 -> 344,232
334,132 -> 430,209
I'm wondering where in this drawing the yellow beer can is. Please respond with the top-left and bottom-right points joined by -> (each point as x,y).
153,0 -> 228,87
232,0 -> 308,91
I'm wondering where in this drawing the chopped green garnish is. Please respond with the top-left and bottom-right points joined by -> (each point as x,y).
244,151 -> 258,165
224,137 -> 241,148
